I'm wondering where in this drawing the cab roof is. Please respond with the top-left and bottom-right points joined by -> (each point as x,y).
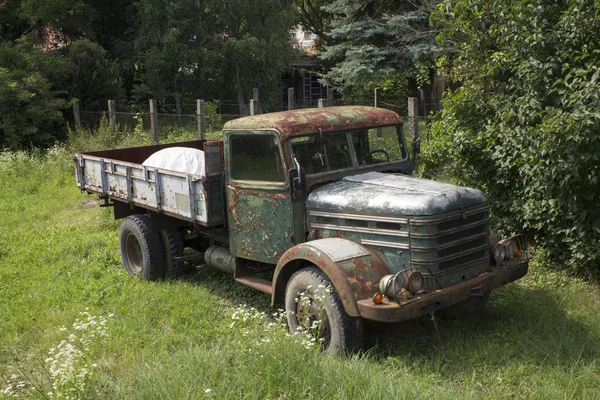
223,106 -> 403,138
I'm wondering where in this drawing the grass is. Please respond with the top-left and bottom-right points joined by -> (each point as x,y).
1,126 -> 600,399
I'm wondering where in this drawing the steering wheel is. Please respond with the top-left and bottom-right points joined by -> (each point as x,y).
366,149 -> 390,162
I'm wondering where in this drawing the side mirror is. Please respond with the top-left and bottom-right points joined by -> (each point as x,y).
289,168 -> 307,202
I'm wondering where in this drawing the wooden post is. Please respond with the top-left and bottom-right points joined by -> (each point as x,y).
197,99 -> 206,139
252,88 -> 260,114
288,87 -> 295,110
108,99 -> 116,125
408,97 -> 419,140
149,99 -> 159,143
175,93 -> 182,127
374,88 -> 381,108
326,86 -> 334,106
318,98 -> 325,108
72,99 -> 81,126
250,99 -> 262,116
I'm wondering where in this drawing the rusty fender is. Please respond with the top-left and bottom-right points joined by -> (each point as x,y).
272,238 -> 390,317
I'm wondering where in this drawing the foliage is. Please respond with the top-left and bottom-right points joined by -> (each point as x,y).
342,72 -> 411,114
0,37 -> 66,150
422,0 -> 600,276
132,0 -> 297,107
64,40 -> 119,110
319,0 -> 438,93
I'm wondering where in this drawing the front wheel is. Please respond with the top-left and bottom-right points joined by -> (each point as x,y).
285,267 -> 363,353
120,215 -> 166,280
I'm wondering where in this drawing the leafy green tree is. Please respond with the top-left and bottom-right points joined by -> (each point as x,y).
132,0 -> 296,109
422,0 -> 600,276
0,37 -> 66,149
64,39 -> 119,110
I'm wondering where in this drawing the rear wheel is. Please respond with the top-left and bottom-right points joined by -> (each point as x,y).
161,229 -> 185,278
119,215 -> 165,280
285,267 -> 363,353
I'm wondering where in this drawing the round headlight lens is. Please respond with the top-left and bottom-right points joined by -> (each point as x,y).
379,274 -> 399,298
407,271 -> 424,294
491,243 -> 506,264
504,240 -> 516,259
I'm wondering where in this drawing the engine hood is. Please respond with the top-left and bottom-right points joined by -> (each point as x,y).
307,172 -> 487,216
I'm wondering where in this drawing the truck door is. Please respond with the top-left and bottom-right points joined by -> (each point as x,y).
225,131 -> 294,264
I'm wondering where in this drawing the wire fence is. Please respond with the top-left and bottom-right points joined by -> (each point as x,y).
73,97 -> 441,142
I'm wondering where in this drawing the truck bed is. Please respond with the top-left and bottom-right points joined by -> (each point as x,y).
74,140 -> 225,226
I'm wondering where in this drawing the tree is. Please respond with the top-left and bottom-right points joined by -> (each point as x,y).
422,0 -> 600,276
318,0 -> 437,93
64,39 -> 119,110
0,37 -> 66,149
132,0 -> 296,109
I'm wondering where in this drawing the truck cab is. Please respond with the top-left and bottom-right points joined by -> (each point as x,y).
75,106 -> 530,353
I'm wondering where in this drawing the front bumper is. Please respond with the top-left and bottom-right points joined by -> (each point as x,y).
357,260 -> 529,323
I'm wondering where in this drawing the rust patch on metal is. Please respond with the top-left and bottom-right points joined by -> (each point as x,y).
272,240 -> 391,317
224,106 -> 403,139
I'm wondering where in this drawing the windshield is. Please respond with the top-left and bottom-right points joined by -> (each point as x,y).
289,125 -> 406,175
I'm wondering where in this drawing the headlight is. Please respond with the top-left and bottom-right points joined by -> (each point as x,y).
379,274 -> 399,298
379,270 -> 424,299
491,243 -> 506,264
406,271 -> 424,294
503,239 -> 517,259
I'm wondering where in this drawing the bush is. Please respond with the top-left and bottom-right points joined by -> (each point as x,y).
422,0 -> 600,277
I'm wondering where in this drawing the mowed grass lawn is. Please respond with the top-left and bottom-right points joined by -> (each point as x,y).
1,146 -> 600,399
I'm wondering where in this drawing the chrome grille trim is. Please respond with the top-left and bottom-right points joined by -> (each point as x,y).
308,210 -> 409,224
408,203 -> 489,225
310,223 -> 409,237
360,239 -> 410,249
411,243 -> 490,264
410,232 -> 488,251
409,219 -> 490,238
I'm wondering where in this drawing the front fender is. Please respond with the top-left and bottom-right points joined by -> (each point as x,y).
272,238 -> 391,317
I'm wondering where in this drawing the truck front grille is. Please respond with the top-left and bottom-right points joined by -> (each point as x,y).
410,203 -> 490,272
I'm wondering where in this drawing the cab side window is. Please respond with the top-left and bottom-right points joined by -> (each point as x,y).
230,134 -> 285,182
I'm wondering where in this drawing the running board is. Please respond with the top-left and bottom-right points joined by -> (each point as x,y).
235,276 -> 273,295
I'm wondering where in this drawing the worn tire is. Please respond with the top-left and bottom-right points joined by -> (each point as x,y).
119,215 -> 165,280
285,267 -> 363,353
444,290 -> 491,316
161,229 -> 185,278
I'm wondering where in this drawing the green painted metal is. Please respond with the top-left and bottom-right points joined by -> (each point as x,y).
224,131 -> 294,264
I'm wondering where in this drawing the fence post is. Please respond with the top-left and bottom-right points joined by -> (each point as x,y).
318,98 -> 325,108
288,87 -> 295,110
108,99 -> 116,125
149,99 -> 159,143
197,99 -> 206,139
374,88 -> 381,108
175,93 -> 182,127
408,97 -> 419,140
327,86 -> 334,106
250,99 -> 260,116
253,87 -> 261,114
72,99 -> 81,126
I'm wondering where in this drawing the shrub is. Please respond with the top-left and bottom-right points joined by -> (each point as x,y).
422,0 -> 600,277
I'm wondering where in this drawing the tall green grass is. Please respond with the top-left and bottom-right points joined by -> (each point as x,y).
1,126 -> 599,399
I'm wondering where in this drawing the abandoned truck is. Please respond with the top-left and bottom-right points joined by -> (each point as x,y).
74,106 -> 530,352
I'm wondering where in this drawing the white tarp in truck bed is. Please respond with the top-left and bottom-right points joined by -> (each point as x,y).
142,147 -> 205,176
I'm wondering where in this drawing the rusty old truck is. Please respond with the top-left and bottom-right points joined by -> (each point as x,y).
75,106 -> 530,352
